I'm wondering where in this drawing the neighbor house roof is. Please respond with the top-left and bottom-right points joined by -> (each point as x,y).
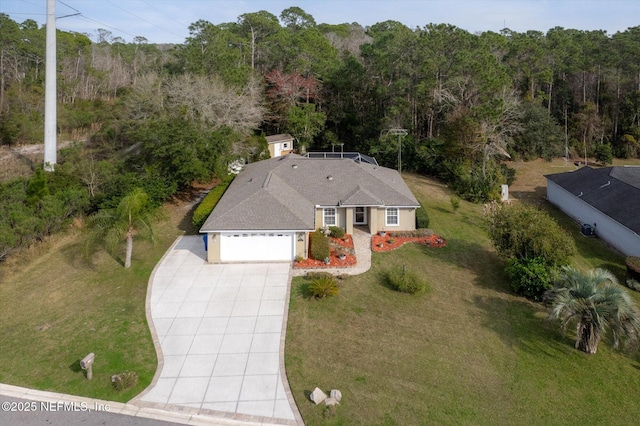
201,154 -> 419,232
265,134 -> 294,144
545,166 -> 640,234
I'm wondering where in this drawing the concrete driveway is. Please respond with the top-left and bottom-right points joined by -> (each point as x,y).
133,236 -> 301,425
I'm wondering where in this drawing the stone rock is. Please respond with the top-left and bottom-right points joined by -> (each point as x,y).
310,387 -> 327,404
324,397 -> 339,406
330,389 -> 342,402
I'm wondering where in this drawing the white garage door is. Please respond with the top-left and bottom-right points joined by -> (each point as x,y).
220,232 -> 294,262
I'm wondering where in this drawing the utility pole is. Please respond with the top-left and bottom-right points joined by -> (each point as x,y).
44,0 -> 56,171
382,128 -> 408,173
43,0 -> 80,172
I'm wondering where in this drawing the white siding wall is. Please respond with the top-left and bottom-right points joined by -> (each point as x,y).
547,181 -> 640,257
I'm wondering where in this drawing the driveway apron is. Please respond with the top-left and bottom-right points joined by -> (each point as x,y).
134,236 -> 300,425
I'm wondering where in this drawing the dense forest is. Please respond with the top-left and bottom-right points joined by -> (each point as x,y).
1,7 -> 640,259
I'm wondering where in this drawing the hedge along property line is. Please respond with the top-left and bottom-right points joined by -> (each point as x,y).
192,175 -> 235,229
416,203 -> 430,229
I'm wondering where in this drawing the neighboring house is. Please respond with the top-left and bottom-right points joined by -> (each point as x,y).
200,154 -> 420,262
545,166 -> 640,257
266,134 -> 294,158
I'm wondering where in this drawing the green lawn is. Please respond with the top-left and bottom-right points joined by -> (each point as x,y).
285,170 -> 640,425
0,205 -> 187,402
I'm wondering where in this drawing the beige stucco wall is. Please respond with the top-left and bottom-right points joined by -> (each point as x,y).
345,207 -> 354,235
315,206 -> 416,234
372,207 -> 416,232
295,232 -> 308,259
206,232 -> 221,263
314,208 -> 323,229
314,207 -> 347,230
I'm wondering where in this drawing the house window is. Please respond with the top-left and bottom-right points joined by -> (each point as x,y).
282,143 -> 288,149
386,208 -> 399,226
323,208 -> 336,226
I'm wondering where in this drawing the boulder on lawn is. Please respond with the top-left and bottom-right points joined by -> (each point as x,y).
324,397 -> 339,406
309,387 -> 327,404
330,389 -> 342,402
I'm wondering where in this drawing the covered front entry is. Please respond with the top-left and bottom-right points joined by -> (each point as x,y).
220,232 -> 294,261
354,206 -> 368,225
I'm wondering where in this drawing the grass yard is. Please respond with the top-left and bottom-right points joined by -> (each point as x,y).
0,198 -> 193,402
285,164 -> 640,425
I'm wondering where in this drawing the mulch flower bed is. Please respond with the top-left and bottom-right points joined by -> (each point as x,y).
293,234 -> 357,269
372,233 -> 446,252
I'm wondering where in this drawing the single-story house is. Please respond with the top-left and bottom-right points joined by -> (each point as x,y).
266,134 -> 294,158
545,166 -> 640,257
200,154 -> 420,262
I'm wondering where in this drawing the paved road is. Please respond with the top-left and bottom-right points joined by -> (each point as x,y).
0,396 -> 182,426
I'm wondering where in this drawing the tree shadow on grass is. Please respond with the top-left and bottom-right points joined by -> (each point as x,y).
471,294 -> 571,358
60,239 -> 125,270
419,237 -> 513,296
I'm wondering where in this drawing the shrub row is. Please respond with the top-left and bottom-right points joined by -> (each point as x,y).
310,229 -> 331,261
389,229 -> 434,238
192,175 -> 235,229
415,204 -> 430,229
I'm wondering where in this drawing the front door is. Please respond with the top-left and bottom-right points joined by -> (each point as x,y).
354,207 -> 367,225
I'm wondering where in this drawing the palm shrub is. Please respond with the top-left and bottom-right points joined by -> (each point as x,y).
386,266 -> 428,294
545,266 -> 640,354
308,275 -> 339,298
310,229 -> 331,261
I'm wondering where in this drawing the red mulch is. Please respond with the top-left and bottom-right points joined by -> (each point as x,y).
293,234 -> 357,269
293,251 -> 357,269
371,233 -> 446,252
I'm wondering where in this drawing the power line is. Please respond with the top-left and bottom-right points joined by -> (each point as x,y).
106,0 -> 185,40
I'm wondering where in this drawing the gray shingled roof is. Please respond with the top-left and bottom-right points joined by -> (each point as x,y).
201,154 -> 419,232
545,166 -> 640,234
265,134 -> 293,144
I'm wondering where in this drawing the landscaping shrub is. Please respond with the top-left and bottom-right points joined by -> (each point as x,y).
111,371 -> 139,392
310,230 -> 331,261
486,202 -> 576,266
329,226 -> 345,238
505,257 -> 553,301
386,266 -> 428,294
192,175 -> 234,229
450,195 -> 460,213
415,204 -> 430,229
308,275 -> 339,298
